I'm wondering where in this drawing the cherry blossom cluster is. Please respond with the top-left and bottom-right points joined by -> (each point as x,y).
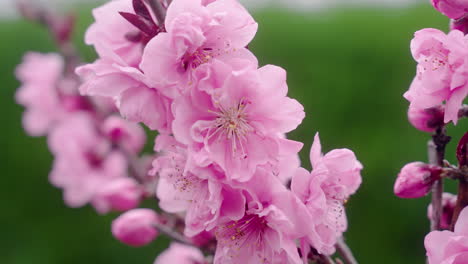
16,49 -> 150,214
15,0 -> 364,263
395,1 -> 468,263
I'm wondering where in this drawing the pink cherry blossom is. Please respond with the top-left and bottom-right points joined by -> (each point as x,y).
151,135 -> 246,237
405,28 -> 468,124
394,162 -> 442,199
140,0 -> 258,96
15,52 -> 88,136
77,61 -> 174,133
431,0 -> 468,19
112,208 -> 159,247
85,0 -> 144,67
214,167 -> 309,264
428,193 -> 457,230
425,206 -> 468,264
92,177 -> 143,214
154,243 -> 206,264
48,112 -> 128,207
291,133 -> 362,255
102,116 -> 146,154
172,64 -> 305,182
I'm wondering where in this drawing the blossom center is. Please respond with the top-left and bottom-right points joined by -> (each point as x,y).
419,49 -> 448,74
208,99 -> 253,158
182,48 -> 213,70
215,214 -> 268,256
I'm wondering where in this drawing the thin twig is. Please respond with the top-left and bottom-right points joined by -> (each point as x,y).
428,128 -> 450,231
318,255 -> 336,264
336,237 -> 358,264
154,223 -> 194,246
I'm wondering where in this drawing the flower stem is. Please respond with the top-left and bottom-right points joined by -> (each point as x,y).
428,128 -> 450,231
154,223 -> 194,246
336,237 -> 358,264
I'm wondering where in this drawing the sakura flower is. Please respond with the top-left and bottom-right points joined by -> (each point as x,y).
428,193 -> 457,230
154,243 -> 206,264
77,62 -> 174,133
140,0 -> 258,95
291,133 -> 363,255
15,52 -> 89,136
102,116 -> 146,154
112,208 -> 159,247
77,0 -> 174,132
48,112 -> 128,207
425,206 -> 468,264
172,64 -> 305,182
92,177 -> 143,214
84,0 -> 146,67
150,135 -> 246,237
214,167 -> 309,264
431,0 -> 468,19
394,162 -> 442,199
404,28 -> 468,124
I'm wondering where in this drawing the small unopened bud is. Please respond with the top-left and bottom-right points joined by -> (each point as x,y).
431,0 -> 468,19
112,209 -> 159,247
408,105 -> 444,133
428,192 -> 457,229
451,15 -> 468,35
394,162 -> 442,198
92,178 -> 142,214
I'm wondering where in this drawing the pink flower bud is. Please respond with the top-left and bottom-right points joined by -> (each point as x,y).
394,162 -> 442,198
431,0 -> 468,19
428,193 -> 457,229
92,178 -> 142,214
408,105 -> 444,133
451,15 -> 468,34
112,209 -> 159,247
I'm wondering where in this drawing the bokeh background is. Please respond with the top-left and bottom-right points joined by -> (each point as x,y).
1,0 -> 467,263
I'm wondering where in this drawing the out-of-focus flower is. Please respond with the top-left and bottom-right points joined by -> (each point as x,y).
154,243 -> 206,264
92,177 -> 143,214
102,116 -> 146,154
112,208 -> 159,247
48,112 -> 128,207
431,0 -> 468,19
428,193 -> 457,229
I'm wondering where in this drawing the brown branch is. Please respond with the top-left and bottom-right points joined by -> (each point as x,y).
336,237 -> 358,264
428,128 -> 450,231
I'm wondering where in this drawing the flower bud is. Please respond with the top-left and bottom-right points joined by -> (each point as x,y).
92,178 -> 142,214
428,193 -> 457,229
408,105 -> 444,133
431,0 -> 468,19
394,162 -> 442,198
112,209 -> 159,247
154,243 -> 205,264
451,15 -> 468,35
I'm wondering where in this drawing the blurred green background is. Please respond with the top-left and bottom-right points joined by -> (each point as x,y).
1,3 -> 467,264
